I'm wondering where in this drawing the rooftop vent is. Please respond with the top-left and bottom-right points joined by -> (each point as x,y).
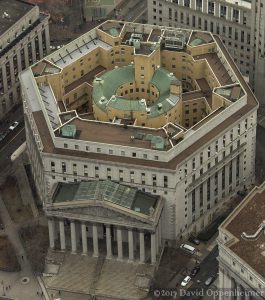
60,124 -> 76,139
241,221 -> 265,241
157,103 -> 163,110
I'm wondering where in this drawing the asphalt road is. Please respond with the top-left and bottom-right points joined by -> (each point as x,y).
0,125 -> 25,171
113,0 -> 147,22
180,246 -> 219,300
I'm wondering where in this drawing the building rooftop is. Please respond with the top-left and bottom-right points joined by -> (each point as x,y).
52,180 -> 159,216
221,183 -> 265,279
20,21 -> 258,167
55,118 -> 171,151
0,0 -> 33,36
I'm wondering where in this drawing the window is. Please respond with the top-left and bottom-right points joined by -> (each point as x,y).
132,152 -> 136,157
61,162 -> 66,173
64,143 -> 68,149
164,176 -> 168,188
97,148 -> 101,153
192,190 -> 195,213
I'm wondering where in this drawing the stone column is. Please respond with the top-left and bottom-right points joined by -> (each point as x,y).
223,273 -> 232,300
244,290 -> 251,300
159,220 -> 162,247
214,2 -> 220,18
227,6 -> 232,21
190,0 -> 196,9
48,218 -> 55,249
218,269 -> 224,289
151,232 -> 157,264
236,283 -> 242,300
232,158 -> 237,189
202,0 -> 208,13
31,40 -> 37,63
24,46 -> 29,68
93,224 -> 99,257
106,225 -> 112,259
38,32 -> 44,58
59,219 -> 65,250
128,229 -> 134,261
139,231 -> 145,263
1,65 -> 7,93
117,227 -> 123,260
225,164 -> 230,195
70,221 -> 77,254
155,227 -> 159,254
45,27 -> 51,54
81,223 -> 88,255
16,51 -> 22,73
9,59 -> 15,86
157,224 -> 160,250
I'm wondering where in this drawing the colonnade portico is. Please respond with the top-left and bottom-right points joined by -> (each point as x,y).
46,180 -> 164,264
48,217 -> 163,264
219,268 -> 260,300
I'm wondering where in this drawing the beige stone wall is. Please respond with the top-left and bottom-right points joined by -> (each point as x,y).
182,98 -> 207,128
64,83 -> 92,111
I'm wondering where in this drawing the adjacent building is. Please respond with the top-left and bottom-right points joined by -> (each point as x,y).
20,20 -> 258,249
218,182 -> 265,299
0,0 -> 50,120
148,0 -> 265,107
83,0 -> 122,21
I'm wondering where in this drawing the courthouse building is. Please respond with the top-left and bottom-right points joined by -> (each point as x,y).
148,0 -> 265,107
218,182 -> 265,300
0,0 -> 50,120
19,20 -> 258,260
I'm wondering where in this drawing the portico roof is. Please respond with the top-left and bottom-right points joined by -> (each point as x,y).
46,181 -> 164,230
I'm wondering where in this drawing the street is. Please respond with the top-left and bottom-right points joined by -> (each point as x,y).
180,246 -> 219,300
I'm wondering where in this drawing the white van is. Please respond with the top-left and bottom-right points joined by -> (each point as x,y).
180,243 -> 196,255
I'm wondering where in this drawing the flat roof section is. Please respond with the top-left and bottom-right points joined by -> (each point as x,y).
0,0 -> 33,36
224,184 -> 265,278
56,118 -> 170,151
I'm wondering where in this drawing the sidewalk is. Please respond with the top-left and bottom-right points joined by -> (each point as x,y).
0,195 -> 42,300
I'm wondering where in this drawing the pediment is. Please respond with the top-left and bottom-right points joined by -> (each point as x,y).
46,204 -> 155,229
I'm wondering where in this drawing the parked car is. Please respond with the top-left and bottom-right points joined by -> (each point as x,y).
188,235 -> 200,245
205,275 -> 215,286
190,265 -> 200,277
181,275 -> 191,287
180,243 -> 197,255
9,121 -> 19,131
0,132 -> 7,141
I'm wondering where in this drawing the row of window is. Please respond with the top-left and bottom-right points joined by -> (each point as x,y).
51,161 -> 169,188
179,117 -> 254,177
62,142 -> 161,160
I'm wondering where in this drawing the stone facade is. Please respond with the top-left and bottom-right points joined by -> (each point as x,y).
218,183 -> 265,300
0,0 -> 50,119
20,20 -> 258,244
